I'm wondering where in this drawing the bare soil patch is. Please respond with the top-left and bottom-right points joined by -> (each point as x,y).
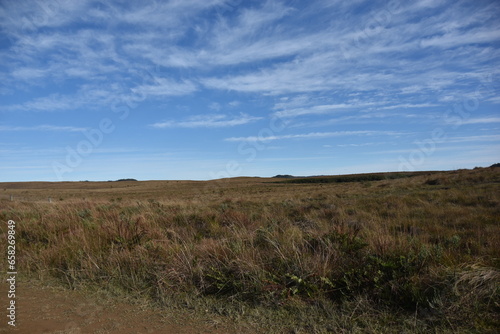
0,282 -> 236,334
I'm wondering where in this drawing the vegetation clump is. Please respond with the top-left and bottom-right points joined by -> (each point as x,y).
1,167 -> 498,333
278,172 -> 428,184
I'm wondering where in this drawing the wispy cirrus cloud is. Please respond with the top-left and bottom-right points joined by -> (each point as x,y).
151,113 -> 262,128
272,95 -> 440,119
273,102 -> 371,118
2,94 -> 84,112
420,29 -> 500,49
457,117 -> 500,125
1,87 -> 117,112
198,1 -> 500,101
131,78 -> 198,97
442,134 -> 500,143
379,103 -> 440,110
2,0 -> 499,101
225,130 -> 406,142
0,125 -> 87,132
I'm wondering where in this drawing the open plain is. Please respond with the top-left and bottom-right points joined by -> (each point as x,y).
1,167 -> 499,333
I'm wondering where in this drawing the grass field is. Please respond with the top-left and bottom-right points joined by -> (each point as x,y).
1,167 -> 499,333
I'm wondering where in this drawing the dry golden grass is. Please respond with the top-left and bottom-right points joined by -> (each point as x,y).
1,167 -> 499,333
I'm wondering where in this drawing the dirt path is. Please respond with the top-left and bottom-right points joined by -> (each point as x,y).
0,282 -> 242,334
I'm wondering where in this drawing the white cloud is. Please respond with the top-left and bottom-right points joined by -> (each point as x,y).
0,0 -> 92,32
225,130 -> 405,142
117,0 -> 228,28
379,103 -> 440,110
201,51 -> 344,94
131,78 -> 197,97
209,102 -> 221,111
459,117 -> 500,125
11,67 -> 49,80
0,125 -> 87,132
2,0 -> 498,103
211,1 -> 294,48
151,113 -> 262,128
442,134 -> 500,143
273,101 -> 382,118
337,142 -> 385,147
5,94 -> 80,112
271,96 -> 440,120
420,29 -> 500,49
0,86 -> 119,112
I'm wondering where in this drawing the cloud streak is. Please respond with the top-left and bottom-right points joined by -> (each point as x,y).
225,130 -> 406,142
151,113 -> 262,128
0,125 -> 87,132
458,117 -> 500,125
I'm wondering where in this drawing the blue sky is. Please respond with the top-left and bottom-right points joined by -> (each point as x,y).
0,0 -> 499,181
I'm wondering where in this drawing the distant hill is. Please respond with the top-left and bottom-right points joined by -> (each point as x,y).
272,174 -> 296,178
490,163 -> 500,168
115,178 -> 138,182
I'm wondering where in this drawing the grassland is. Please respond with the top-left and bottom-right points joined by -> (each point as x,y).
1,167 -> 499,333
